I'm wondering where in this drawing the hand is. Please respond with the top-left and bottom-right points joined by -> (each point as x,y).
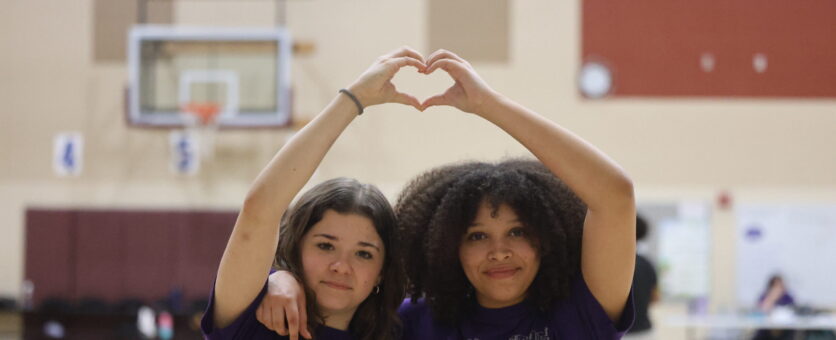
420,49 -> 499,114
256,271 -> 311,340
347,46 -> 427,111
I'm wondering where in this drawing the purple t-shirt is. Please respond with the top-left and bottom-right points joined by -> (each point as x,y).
758,291 -> 795,307
398,275 -> 635,340
201,280 -> 353,340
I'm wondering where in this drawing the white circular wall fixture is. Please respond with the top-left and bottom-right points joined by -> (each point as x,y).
579,61 -> 613,99
700,53 -> 715,72
753,53 -> 768,73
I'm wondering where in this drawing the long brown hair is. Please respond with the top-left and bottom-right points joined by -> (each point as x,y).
275,177 -> 404,340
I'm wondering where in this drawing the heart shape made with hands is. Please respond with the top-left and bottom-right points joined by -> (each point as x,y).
390,65 -> 456,108
353,48 -> 484,112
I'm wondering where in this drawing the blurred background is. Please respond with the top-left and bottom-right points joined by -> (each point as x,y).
1,0 -> 835,339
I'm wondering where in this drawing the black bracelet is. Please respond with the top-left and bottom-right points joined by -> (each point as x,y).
338,88 -> 364,115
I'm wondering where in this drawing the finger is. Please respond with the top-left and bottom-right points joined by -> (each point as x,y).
426,49 -> 467,69
387,46 -> 425,64
257,305 -> 272,330
425,59 -> 468,79
273,306 -> 288,336
387,56 -> 426,73
424,49 -> 450,65
286,303 -> 300,340
298,292 -> 311,339
392,90 -> 422,111
421,93 -> 450,111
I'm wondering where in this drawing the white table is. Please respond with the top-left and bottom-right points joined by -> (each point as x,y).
665,314 -> 836,340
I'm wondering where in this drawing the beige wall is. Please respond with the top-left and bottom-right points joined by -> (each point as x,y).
2,0 -> 835,322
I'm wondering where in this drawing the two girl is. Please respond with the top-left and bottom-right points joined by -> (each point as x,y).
206,46 -> 636,340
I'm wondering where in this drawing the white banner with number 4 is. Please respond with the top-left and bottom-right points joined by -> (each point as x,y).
53,132 -> 83,176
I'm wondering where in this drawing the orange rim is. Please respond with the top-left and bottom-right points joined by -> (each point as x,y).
181,102 -> 221,125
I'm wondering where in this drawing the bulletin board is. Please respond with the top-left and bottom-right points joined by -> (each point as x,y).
736,204 -> 836,308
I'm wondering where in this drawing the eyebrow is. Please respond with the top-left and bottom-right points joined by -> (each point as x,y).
469,219 -> 522,227
358,241 -> 381,252
312,233 -> 381,252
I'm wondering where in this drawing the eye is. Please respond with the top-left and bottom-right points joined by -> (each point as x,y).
509,227 -> 527,238
465,232 -> 487,241
356,250 -> 374,260
316,242 -> 334,251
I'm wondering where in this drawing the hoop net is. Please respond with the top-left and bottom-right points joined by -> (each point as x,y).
179,102 -> 221,160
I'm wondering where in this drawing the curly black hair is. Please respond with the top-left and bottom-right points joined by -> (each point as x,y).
394,159 -> 587,326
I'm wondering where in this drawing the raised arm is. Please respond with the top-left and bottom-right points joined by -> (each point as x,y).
212,47 -> 426,329
422,50 -> 635,322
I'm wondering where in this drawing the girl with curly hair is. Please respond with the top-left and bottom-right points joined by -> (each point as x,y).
200,47 -> 426,340
260,49 -> 637,339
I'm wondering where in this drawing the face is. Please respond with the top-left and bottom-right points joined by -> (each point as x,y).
773,278 -> 785,290
300,210 -> 384,319
459,202 -> 540,309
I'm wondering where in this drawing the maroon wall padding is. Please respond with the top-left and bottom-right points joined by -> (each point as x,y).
582,0 -> 836,97
24,208 -> 236,308
75,211 -> 125,302
24,209 -> 76,307
177,211 -> 239,302
120,211 -> 182,302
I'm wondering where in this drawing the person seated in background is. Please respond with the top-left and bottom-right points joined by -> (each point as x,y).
758,275 -> 795,313
753,274 -> 795,340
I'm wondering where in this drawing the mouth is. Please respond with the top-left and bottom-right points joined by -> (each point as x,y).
321,281 -> 352,290
483,267 -> 520,279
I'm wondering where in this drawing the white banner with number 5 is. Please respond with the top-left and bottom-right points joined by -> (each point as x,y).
170,130 -> 199,175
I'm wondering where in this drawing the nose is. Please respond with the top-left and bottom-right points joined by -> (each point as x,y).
329,254 -> 352,275
487,239 -> 512,261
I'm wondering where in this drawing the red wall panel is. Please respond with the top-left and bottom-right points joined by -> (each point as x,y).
582,0 -> 836,97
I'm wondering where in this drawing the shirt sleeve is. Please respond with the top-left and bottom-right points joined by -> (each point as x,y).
570,275 -> 636,339
200,280 -> 271,340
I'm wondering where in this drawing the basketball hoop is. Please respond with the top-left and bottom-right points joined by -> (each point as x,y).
180,102 -> 221,160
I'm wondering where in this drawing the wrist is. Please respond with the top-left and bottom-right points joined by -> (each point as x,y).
475,90 -> 507,118
338,88 -> 364,115
346,83 -> 372,109
330,92 -> 364,119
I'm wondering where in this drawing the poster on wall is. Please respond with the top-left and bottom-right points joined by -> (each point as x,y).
639,202 -> 711,300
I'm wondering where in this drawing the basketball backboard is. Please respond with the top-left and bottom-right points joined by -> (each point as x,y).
127,25 -> 292,127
